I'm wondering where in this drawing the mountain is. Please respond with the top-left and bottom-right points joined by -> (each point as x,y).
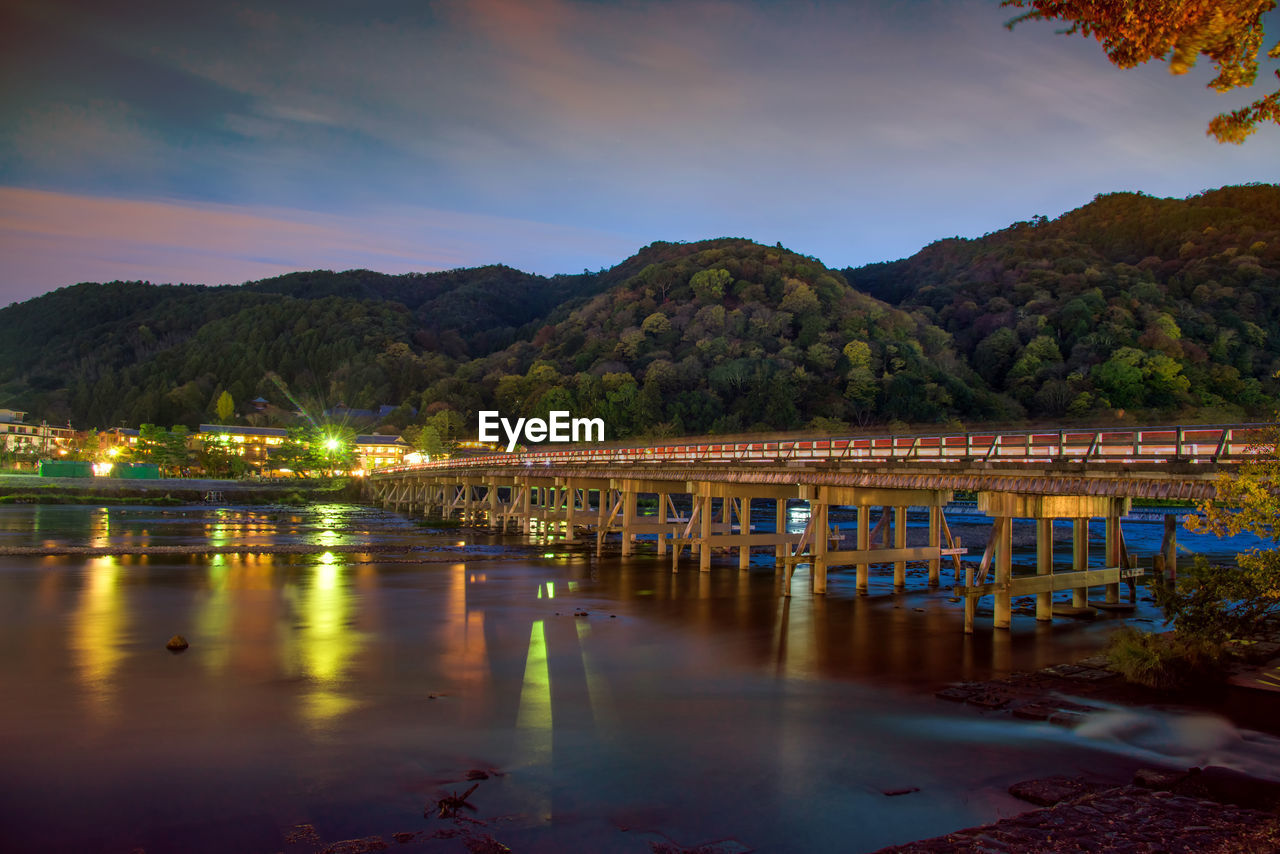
442,238 -> 1004,436
844,184 -> 1280,420
0,184 -> 1276,438
0,266 -> 606,429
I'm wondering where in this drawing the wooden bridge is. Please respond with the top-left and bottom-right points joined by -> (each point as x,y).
367,424 -> 1264,633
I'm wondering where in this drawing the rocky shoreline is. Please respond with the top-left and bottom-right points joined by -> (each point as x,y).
875,773 -> 1280,853
878,648 -> 1280,853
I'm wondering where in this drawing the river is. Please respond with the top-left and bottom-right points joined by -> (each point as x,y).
0,503 -> 1277,853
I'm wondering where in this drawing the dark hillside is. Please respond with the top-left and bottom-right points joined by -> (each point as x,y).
845,185 -> 1280,420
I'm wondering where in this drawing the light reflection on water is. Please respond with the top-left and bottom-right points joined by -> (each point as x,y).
0,503 -> 1277,854
72,556 -> 125,722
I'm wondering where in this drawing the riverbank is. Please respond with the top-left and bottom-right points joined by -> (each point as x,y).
0,473 -> 360,504
876,773 -> 1280,853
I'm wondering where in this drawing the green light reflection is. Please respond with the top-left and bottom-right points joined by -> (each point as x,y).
515,619 -> 553,768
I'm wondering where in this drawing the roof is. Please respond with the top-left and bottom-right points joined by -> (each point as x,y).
355,434 -> 408,447
198,424 -> 290,438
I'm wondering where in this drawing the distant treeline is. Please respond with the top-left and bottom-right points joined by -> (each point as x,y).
1,184 -> 1277,440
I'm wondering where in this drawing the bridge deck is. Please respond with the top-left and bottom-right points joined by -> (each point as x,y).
367,423 -> 1256,633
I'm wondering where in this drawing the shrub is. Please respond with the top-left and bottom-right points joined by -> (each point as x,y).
1104,626 -> 1226,690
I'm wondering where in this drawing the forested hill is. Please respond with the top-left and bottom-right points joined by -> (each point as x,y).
0,266 -> 607,428
844,185 -> 1280,419
0,184 -> 1277,437
441,238 -> 1005,436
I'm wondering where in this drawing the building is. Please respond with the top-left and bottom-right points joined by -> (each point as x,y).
101,427 -> 140,454
197,424 -> 289,473
354,435 -> 409,473
0,409 -> 75,457
196,425 -> 408,474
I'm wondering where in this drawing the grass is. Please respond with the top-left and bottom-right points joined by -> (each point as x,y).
1105,625 -> 1226,690
0,492 -> 184,506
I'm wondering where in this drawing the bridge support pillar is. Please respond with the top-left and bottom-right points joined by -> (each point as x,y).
1161,515 -> 1178,582
993,515 -> 1013,630
927,506 -> 941,587
1072,519 -> 1088,608
656,492 -> 668,556
856,506 -> 870,594
698,494 -> 712,572
1104,516 -> 1121,605
564,482 -> 577,543
812,499 -> 828,594
1036,518 -> 1053,621
775,499 -> 787,573
621,489 -> 637,556
893,506 -> 907,591
738,498 -> 751,572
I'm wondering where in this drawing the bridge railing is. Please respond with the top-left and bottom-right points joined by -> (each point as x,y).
375,423 -> 1273,475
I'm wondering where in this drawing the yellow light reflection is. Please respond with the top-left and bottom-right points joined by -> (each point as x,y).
315,505 -> 342,547
72,557 -> 125,721
89,508 -> 111,549
290,557 -> 363,730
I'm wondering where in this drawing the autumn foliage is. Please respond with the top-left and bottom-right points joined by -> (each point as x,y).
1004,0 -> 1280,142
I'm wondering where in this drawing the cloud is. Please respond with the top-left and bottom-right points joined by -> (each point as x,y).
0,187 -> 639,301
1,0 -> 1275,289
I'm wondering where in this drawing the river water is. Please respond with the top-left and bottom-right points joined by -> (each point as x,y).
1,503 -> 1278,853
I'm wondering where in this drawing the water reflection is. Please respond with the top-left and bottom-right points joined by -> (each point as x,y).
583,557 -> 1130,686
7,504 -> 1280,854
288,554 -> 364,729
72,557 -> 125,721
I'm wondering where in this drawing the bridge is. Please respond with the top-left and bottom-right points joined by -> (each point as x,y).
367,423 -> 1265,633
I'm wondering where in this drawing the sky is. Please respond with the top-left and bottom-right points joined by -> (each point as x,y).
1,0 -> 1277,303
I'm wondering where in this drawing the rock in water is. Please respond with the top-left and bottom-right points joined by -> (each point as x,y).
166,634 -> 189,652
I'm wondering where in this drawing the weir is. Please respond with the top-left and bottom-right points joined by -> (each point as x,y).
368,424 -> 1254,633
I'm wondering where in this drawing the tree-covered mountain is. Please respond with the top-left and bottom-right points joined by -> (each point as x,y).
435,238 -> 1006,436
1,184 -> 1277,439
0,266 -> 606,429
845,184 -> 1280,420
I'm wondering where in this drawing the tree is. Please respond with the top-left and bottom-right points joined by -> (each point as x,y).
309,427 -> 356,474
425,409 -> 464,450
216,390 -> 235,422
1003,0 -> 1279,142
1165,420 -> 1280,640
405,424 -> 445,457
271,428 -> 312,476
66,429 -> 103,462
133,424 -> 192,476
689,268 -> 730,302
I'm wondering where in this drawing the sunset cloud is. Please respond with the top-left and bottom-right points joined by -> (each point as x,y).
1,0 -> 1275,300
0,188 -> 638,300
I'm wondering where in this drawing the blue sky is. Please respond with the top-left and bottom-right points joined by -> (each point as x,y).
1,0 -> 1276,301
